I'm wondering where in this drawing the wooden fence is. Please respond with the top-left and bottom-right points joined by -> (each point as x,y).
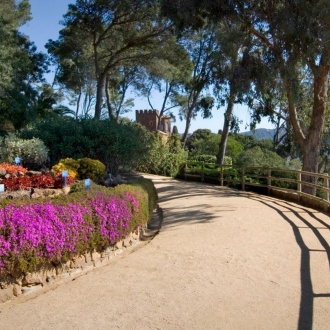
179,162 -> 330,212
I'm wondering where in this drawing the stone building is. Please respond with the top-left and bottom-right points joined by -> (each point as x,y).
135,110 -> 171,138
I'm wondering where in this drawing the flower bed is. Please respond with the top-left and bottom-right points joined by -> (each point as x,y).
0,180 -> 156,276
0,162 -> 75,191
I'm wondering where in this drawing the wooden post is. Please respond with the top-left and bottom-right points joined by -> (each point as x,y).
324,174 -> 329,202
220,165 -> 224,186
241,167 -> 245,191
201,162 -> 204,183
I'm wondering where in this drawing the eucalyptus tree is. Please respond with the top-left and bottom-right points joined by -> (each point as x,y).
48,0 -> 173,120
162,0 -> 330,195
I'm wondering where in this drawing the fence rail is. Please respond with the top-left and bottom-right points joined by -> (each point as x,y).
179,162 -> 330,212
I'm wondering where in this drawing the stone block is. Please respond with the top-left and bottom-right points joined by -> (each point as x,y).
21,284 -> 43,295
0,286 -> 13,303
115,240 -> 123,249
22,273 -> 44,287
13,284 -> 22,297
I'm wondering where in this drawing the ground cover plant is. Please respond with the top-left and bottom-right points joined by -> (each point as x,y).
0,179 -> 156,275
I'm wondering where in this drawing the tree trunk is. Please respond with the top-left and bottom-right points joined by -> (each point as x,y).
300,63 -> 329,195
217,89 -> 235,164
105,77 -> 115,121
94,73 -> 106,120
181,116 -> 191,148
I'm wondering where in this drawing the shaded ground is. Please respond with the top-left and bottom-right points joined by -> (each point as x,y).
0,174 -> 329,329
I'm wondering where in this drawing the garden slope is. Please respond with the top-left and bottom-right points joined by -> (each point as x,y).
0,174 -> 329,329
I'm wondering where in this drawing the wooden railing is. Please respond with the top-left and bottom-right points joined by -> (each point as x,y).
179,162 -> 330,212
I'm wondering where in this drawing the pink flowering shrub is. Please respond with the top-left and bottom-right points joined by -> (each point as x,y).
0,189 -> 145,274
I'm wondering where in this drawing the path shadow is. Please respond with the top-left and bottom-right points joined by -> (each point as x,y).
153,179 -> 241,230
248,194 -> 330,330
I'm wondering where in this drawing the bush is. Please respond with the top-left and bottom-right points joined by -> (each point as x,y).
77,158 -> 106,182
20,117 -> 153,174
52,157 -> 107,183
2,173 -> 75,191
0,133 -> 48,169
138,134 -> 188,177
51,158 -> 80,179
236,146 -> 286,168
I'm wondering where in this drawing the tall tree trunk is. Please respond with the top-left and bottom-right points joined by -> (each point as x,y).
94,73 -> 106,120
105,76 -> 115,121
300,63 -> 329,194
217,89 -> 236,164
181,115 -> 192,147
75,91 -> 82,120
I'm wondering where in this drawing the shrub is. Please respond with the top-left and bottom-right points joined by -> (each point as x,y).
0,133 -> 48,169
0,163 -> 28,175
138,134 -> 188,177
77,158 -> 106,182
20,117 -> 153,173
2,174 -> 75,191
51,158 -> 80,179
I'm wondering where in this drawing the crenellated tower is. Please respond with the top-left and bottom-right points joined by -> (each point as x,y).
135,110 -> 171,135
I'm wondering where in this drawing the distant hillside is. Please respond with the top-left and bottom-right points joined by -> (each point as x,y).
240,128 -> 277,140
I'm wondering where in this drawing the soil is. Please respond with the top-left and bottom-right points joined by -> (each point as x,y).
0,174 -> 329,329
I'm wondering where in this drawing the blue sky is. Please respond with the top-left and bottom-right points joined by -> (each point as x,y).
20,0 -> 273,133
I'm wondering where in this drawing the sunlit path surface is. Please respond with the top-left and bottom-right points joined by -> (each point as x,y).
0,175 -> 329,330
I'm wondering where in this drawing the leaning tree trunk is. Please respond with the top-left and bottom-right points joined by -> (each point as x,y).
217,90 -> 235,164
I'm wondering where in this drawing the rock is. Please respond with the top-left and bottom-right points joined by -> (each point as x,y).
22,273 -> 44,287
21,284 -> 43,295
31,192 -> 41,199
115,174 -> 126,184
0,286 -> 13,303
62,186 -> 70,195
115,240 -> 123,249
13,284 -> 22,297
0,169 -> 6,177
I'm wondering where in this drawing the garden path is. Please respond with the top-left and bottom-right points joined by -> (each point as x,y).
0,174 -> 329,329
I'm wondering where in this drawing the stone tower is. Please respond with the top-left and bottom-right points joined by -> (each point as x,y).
135,110 -> 171,135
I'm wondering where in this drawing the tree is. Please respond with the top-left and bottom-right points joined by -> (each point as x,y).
48,0 -> 173,120
161,0 -> 330,195
0,0 -> 49,130
210,20 -> 254,165
133,37 -> 192,128
177,27 -> 217,146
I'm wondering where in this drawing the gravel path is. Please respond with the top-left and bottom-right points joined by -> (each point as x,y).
0,175 -> 329,329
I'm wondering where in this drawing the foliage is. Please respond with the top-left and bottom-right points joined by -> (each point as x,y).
47,0 -> 173,119
187,129 -> 220,157
51,158 -> 80,179
2,173 -> 75,191
0,178 -> 156,274
20,117 -> 153,174
0,1 -> 50,130
189,155 -> 216,163
0,163 -> 28,175
237,147 -> 285,168
77,158 -> 106,183
0,133 -> 49,169
138,134 -> 188,177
